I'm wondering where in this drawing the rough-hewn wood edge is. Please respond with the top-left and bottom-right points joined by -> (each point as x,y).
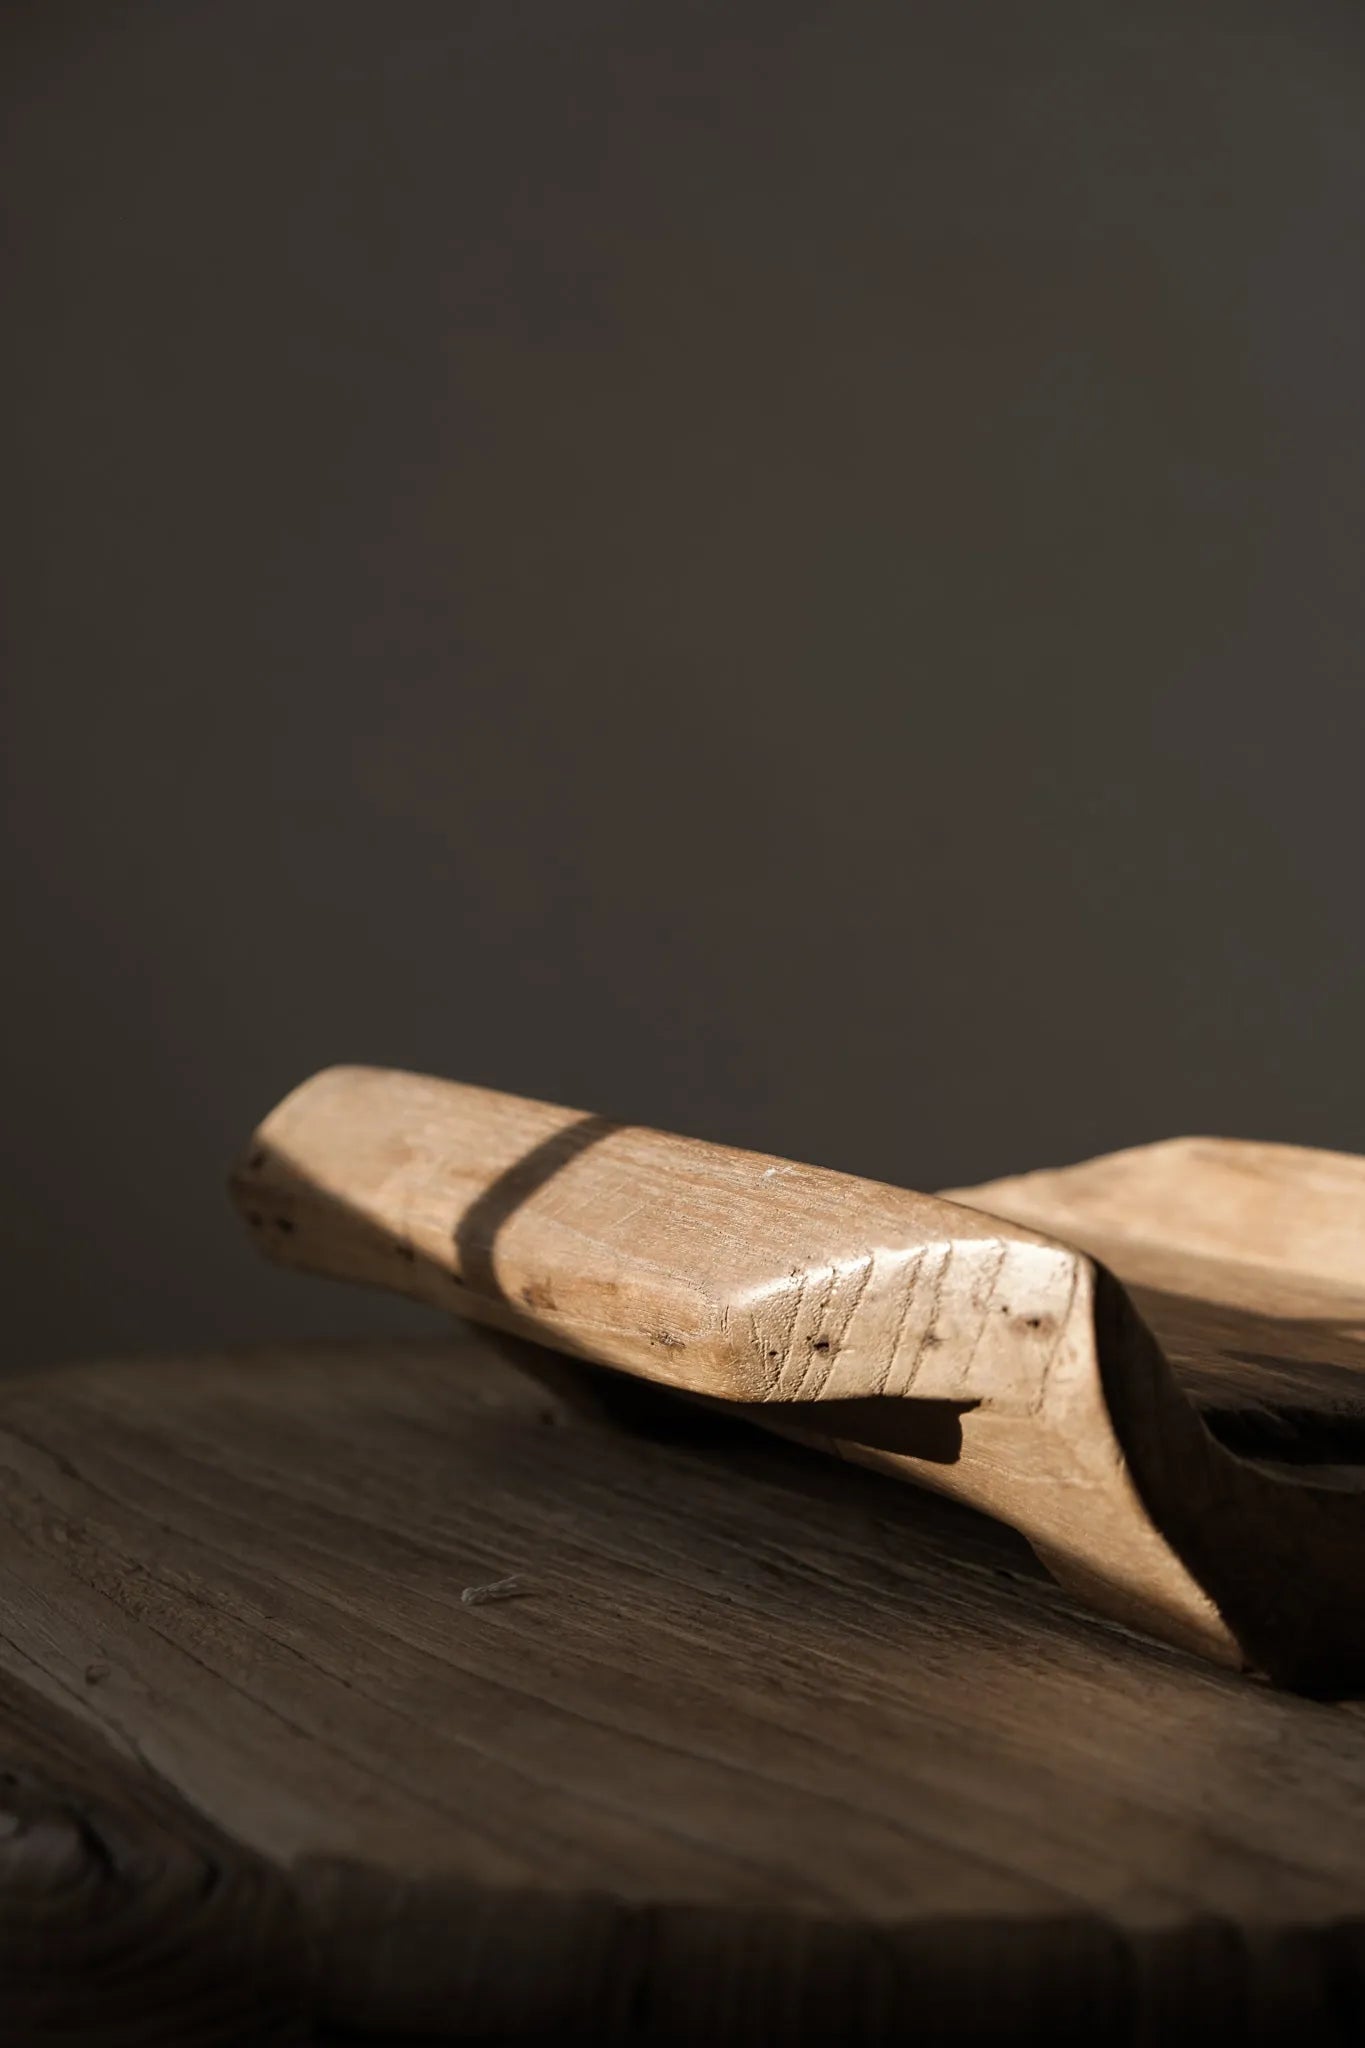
4,1674 -> 1364,2043
0,1670 -> 309,2043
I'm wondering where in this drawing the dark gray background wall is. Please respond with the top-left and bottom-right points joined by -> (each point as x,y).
5,1 -> 1364,1370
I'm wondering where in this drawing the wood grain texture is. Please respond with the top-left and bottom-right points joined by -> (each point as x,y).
0,1671 -> 307,2045
948,1137 -> 1365,1470
230,1069 -> 1365,1687
7,1087 -> 1364,2039
2,1330 -> 1365,2042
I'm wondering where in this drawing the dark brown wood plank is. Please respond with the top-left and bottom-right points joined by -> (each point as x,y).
0,1335 -> 1330,1909
0,1667 -> 307,2044
2,1321 -> 1365,2039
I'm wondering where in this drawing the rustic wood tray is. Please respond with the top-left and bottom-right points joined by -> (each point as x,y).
233,1072 -> 1365,1687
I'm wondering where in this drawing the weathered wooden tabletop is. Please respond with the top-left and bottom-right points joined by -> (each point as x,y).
2,1294 -> 1364,2043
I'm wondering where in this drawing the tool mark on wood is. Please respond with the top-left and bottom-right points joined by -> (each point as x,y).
873,1247 -> 928,1400
802,1252 -> 877,1400
783,1263 -> 843,1403
1029,1258 -> 1081,1421
954,1238 -> 1011,1398
899,1242 -> 954,1397
763,1271 -> 809,1400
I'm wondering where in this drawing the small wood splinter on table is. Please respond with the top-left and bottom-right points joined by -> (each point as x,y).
460,1574 -> 530,1607
232,1066 -> 1365,1693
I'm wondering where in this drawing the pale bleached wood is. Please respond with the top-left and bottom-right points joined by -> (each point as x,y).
948,1138 -> 1365,1470
947,1135 -> 1365,1311
230,1069 -> 1365,1688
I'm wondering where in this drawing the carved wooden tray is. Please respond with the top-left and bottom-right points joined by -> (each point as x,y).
234,1072 -> 1365,1688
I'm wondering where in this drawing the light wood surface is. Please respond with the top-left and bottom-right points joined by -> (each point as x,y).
230,1069 -> 1365,1688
